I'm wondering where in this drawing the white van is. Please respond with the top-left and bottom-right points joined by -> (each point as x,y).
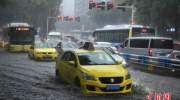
121,37 -> 173,57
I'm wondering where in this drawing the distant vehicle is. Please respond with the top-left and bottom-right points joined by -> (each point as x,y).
166,50 -> 180,60
47,31 -> 62,42
28,41 -> 57,61
3,22 -> 37,52
93,24 -> 155,43
94,42 -> 112,47
70,30 -> 93,41
94,42 -> 118,53
55,41 -> 79,56
121,37 -> 173,57
55,49 -> 132,94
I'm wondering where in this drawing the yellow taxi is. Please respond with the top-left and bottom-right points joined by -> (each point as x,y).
28,42 -> 57,61
8,44 -> 32,52
55,48 -> 132,94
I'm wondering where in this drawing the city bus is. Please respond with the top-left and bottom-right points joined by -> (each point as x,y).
3,23 -> 37,52
93,24 -> 155,43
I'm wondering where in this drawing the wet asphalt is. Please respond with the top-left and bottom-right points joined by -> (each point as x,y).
0,48 -> 179,100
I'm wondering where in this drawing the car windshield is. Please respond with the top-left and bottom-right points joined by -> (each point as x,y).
35,42 -> 54,48
78,51 -> 116,65
63,42 -> 78,48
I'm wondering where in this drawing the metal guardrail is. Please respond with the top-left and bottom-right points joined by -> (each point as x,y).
119,53 -> 180,71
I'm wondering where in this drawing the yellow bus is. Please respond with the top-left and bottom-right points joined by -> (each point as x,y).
3,23 -> 37,52
93,24 -> 155,43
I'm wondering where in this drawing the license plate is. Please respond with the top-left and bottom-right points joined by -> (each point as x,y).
43,55 -> 51,58
106,85 -> 120,90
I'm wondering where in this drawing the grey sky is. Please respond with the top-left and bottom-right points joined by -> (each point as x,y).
61,0 -> 75,16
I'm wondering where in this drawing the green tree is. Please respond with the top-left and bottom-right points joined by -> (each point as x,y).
0,0 -> 9,7
123,0 -> 180,39
0,0 -> 62,34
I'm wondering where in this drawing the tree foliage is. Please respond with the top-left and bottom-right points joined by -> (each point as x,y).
0,0 -> 9,7
88,9 -> 131,27
123,0 -> 180,38
0,0 -> 62,34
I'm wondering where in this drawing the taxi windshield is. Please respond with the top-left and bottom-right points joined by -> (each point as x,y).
63,42 -> 78,49
78,52 -> 116,65
35,42 -> 54,48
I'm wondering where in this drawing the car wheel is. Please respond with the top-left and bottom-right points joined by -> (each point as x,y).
28,53 -> 32,59
55,69 -> 59,78
55,69 -> 65,83
74,77 -> 81,87
55,69 -> 60,79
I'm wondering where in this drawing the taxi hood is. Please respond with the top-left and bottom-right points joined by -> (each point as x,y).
81,65 -> 128,77
34,48 -> 56,52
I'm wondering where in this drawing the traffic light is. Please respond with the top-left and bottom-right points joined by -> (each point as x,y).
57,16 -> 80,22
96,1 -> 106,10
107,1 -> 114,10
64,16 -> 69,21
75,16 -> 80,22
68,16 -> 75,22
89,0 -> 96,9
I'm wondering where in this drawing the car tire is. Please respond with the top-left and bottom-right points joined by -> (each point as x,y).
55,69 -> 60,80
28,53 -> 32,59
74,77 -> 81,88
55,69 -> 65,83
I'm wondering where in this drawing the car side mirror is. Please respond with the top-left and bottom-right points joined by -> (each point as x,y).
116,59 -> 122,64
30,46 -> 34,49
68,61 -> 77,67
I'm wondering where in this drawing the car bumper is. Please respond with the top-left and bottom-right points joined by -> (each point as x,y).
80,79 -> 132,94
34,54 -> 57,61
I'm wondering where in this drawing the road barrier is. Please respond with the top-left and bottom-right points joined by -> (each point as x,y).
119,53 -> 180,71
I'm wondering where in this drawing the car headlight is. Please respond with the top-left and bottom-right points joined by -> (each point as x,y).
36,52 -> 41,54
125,73 -> 131,80
81,72 -> 96,81
122,59 -> 127,66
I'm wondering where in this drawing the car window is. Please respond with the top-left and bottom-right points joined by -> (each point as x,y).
62,52 -> 76,62
150,39 -> 173,49
130,39 -> 149,48
68,52 -> 76,61
35,42 -> 54,48
61,52 -> 71,61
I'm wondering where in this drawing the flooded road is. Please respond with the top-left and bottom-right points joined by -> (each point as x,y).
0,49 -> 179,100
